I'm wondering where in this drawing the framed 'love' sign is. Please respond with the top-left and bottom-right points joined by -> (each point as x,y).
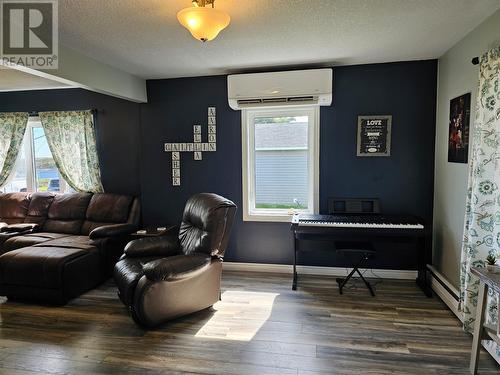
357,115 -> 392,157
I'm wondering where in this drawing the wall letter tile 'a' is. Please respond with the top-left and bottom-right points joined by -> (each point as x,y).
164,107 -> 217,186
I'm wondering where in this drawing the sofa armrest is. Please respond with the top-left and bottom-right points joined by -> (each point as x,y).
143,254 -> 212,282
89,223 -> 138,240
0,223 -> 39,233
124,235 -> 180,258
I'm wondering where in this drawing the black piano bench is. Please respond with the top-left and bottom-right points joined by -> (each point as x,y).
335,241 -> 376,296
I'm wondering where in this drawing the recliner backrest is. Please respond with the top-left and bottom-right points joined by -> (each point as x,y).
24,192 -> 55,226
0,193 -> 30,224
179,193 -> 237,258
43,193 -> 93,234
81,193 -> 138,235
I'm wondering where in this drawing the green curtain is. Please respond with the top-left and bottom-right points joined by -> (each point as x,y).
460,47 -> 500,359
39,110 -> 104,193
0,112 -> 29,187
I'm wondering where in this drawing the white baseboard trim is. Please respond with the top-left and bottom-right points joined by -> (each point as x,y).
223,262 -> 417,280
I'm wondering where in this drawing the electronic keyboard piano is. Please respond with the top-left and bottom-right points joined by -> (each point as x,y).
290,211 -> 430,296
293,214 -> 424,230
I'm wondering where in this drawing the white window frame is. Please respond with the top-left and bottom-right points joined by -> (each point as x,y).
242,106 -> 319,222
16,117 -> 68,193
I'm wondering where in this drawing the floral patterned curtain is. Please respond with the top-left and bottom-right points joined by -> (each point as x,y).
39,110 -> 104,193
460,47 -> 500,359
0,112 -> 29,187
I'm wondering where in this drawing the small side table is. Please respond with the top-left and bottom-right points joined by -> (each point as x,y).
131,226 -> 176,238
469,267 -> 500,374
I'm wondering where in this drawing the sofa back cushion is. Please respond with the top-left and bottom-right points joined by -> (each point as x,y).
0,193 -> 30,224
81,193 -> 134,235
43,193 -> 92,234
24,192 -> 55,226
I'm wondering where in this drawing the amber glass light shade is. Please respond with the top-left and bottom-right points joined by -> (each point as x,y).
177,6 -> 230,42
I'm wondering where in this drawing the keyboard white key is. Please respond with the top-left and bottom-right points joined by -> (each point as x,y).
298,221 -> 424,229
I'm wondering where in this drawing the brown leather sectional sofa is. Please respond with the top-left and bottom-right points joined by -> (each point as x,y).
0,192 -> 140,304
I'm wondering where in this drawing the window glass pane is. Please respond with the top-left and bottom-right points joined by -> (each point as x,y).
254,115 -> 309,210
32,127 -> 61,192
2,138 -> 28,193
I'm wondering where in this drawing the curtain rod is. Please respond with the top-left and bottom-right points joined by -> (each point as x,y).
471,57 -> 479,65
28,109 -> 98,117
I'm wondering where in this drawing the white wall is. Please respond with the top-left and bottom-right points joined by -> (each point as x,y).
433,9 -> 500,288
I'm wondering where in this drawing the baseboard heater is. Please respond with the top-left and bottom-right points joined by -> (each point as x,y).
427,264 -> 459,300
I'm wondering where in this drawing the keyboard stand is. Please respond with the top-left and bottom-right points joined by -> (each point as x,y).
290,216 -> 432,297
335,241 -> 376,296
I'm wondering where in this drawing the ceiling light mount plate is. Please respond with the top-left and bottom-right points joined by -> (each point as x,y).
192,0 -> 215,8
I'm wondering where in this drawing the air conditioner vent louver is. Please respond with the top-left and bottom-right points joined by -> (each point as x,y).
288,96 -> 315,102
262,97 -> 288,103
237,99 -> 262,105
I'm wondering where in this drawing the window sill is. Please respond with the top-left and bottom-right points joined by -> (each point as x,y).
243,213 -> 294,223
243,208 -> 311,222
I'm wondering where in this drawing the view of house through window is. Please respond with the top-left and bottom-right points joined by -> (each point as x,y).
243,106 -> 319,221
255,115 -> 309,209
1,119 -> 68,194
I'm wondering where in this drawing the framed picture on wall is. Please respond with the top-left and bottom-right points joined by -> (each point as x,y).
448,93 -> 471,163
357,115 -> 392,157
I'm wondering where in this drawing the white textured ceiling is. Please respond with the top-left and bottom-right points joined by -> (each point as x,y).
0,68 -> 72,91
56,0 -> 500,79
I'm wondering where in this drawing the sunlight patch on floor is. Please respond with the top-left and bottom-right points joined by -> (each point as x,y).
195,290 -> 279,341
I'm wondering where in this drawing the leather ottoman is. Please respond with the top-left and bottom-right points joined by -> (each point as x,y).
0,245 -> 102,305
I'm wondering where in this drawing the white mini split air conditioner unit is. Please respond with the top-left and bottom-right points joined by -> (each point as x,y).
227,68 -> 332,110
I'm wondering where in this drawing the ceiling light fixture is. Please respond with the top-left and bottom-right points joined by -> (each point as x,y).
177,0 -> 230,42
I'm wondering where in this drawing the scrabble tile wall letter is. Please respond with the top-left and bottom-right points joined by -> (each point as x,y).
164,107 -> 217,186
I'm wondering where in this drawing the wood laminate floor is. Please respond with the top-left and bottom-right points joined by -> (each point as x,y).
0,271 -> 498,375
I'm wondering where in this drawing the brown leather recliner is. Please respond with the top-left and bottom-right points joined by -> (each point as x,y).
113,193 -> 237,327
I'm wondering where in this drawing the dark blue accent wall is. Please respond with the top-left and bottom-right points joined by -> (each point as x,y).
0,60 -> 437,269
141,60 -> 438,268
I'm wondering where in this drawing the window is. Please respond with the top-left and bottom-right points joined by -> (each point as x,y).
242,106 -> 319,222
2,117 -> 69,193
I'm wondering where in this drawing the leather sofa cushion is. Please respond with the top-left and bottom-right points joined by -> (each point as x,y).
44,193 -> 92,234
1,232 -> 71,254
25,193 -> 55,226
48,193 -> 92,220
114,256 -> 157,306
81,194 -> 134,235
0,246 -> 98,289
0,232 -> 24,251
0,193 -> 30,222
43,220 -> 84,235
35,235 -> 95,250
86,194 -> 133,222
